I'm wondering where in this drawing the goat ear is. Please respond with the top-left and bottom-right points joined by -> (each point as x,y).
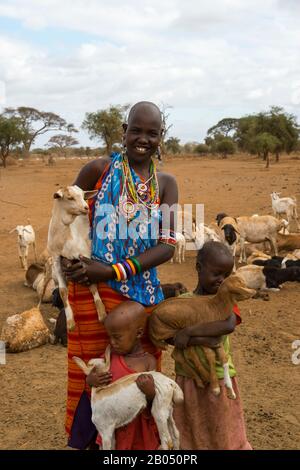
84,190 -> 98,200
104,345 -> 111,366
53,189 -> 64,199
9,227 -> 17,234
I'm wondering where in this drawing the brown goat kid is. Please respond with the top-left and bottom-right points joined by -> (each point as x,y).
149,276 -> 255,399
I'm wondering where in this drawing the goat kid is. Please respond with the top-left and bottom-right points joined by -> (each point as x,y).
73,346 -> 183,450
45,185 -> 106,331
149,276 -> 255,399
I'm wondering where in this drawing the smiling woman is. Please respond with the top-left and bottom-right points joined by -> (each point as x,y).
61,101 -> 178,450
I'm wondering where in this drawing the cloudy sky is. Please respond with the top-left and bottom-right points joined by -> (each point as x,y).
0,0 -> 299,148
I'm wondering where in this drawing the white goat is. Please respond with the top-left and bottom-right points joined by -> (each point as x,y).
271,192 -> 299,231
45,185 -> 106,331
73,346 -> 183,450
171,232 -> 186,263
237,215 -> 288,264
10,224 -> 37,270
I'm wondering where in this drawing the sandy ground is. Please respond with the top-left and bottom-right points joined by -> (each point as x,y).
0,154 -> 300,450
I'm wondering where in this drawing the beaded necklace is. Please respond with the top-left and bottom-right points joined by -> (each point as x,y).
120,152 -> 160,220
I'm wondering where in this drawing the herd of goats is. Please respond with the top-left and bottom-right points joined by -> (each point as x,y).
2,189 -> 300,353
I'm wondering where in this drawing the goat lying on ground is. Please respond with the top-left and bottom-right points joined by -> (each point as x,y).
25,262 -> 55,302
161,282 -> 188,299
73,346 -> 183,450
0,307 -> 50,352
247,250 -> 271,265
44,185 -> 106,330
236,215 -> 288,263
236,264 -> 300,290
10,223 -> 37,271
277,233 -> 300,252
149,276 -> 255,399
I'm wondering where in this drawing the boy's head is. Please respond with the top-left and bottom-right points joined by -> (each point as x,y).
196,241 -> 234,294
122,101 -> 163,163
104,301 -> 147,355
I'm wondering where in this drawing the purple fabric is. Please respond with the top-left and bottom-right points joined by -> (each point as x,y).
68,391 -> 97,449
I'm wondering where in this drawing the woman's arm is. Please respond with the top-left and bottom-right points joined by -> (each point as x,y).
73,157 -> 111,190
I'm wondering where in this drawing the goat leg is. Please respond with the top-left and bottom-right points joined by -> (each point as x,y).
216,345 -> 236,400
201,346 -> 220,396
88,284 -> 107,322
172,348 -> 208,388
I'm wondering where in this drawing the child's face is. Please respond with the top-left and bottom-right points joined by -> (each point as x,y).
197,255 -> 234,294
123,108 -> 161,163
106,323 -> 140,355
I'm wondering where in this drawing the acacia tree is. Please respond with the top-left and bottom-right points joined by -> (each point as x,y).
216,138 -> 235,159
165,137 -> 181,154
251,132 -> 280,169
0,115 -> 23,167
47,134 -> 79,156
3,107 -> 76,157
82,105 -> 129,155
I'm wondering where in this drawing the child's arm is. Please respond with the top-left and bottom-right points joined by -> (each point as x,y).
86,366 -> 112,388
135,354 -> 157,402
174,313 -> 237,349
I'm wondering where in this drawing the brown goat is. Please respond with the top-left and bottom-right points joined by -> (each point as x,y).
149,275 -> 255,398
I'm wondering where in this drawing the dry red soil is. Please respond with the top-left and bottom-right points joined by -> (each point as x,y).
0,155 -> 299,449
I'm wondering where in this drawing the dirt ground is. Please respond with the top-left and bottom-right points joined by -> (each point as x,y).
0,154 -> 300,450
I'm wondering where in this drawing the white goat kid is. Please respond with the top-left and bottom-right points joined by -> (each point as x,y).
73,346 -> 183,450
271,192 -> 299,231
47,185 -> 106,330
10,224 -> 37,270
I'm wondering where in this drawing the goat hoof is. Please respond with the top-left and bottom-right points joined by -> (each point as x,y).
227,389 -> 237,400
67,319 -> 76,331
212,387 -> 221,396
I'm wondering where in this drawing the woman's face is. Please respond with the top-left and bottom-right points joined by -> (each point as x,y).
197,254 -> 234,294
123,108 -> 162,164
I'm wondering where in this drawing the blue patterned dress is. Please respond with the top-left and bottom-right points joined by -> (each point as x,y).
90,153 -> 164,306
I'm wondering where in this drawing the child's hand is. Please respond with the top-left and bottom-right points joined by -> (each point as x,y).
174,328 -> 190,349
86,366 -> 112,388
136,374 -> 155,401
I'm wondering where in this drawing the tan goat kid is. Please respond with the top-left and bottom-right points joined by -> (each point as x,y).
45,185 -> 106,330
73,346 -> 183,450
149,275 -> 255,399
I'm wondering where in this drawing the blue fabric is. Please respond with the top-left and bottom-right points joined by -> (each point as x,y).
91,153 -> 164,306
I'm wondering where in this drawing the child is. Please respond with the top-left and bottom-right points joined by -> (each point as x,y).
86,301 -> 161,450
173,241 -> 252,450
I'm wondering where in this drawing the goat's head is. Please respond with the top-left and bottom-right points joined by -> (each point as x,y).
53,185 -> 98,216
219,275 -> 256,301
73,345 -> 111,376
271,192 -> 280,200
10,225 -> 32,244
216,213 -> 228,226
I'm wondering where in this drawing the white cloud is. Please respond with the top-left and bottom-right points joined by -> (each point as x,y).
0,0 -> 299,145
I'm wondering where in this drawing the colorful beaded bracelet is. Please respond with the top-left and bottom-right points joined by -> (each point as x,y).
111,256 -> 141,281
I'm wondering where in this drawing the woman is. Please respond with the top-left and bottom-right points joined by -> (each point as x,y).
62,101 -> 178,449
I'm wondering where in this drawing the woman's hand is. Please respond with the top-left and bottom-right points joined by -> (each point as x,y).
61,256 -> 114,285
136,374 -> 156,401
86,366 -> 112,388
